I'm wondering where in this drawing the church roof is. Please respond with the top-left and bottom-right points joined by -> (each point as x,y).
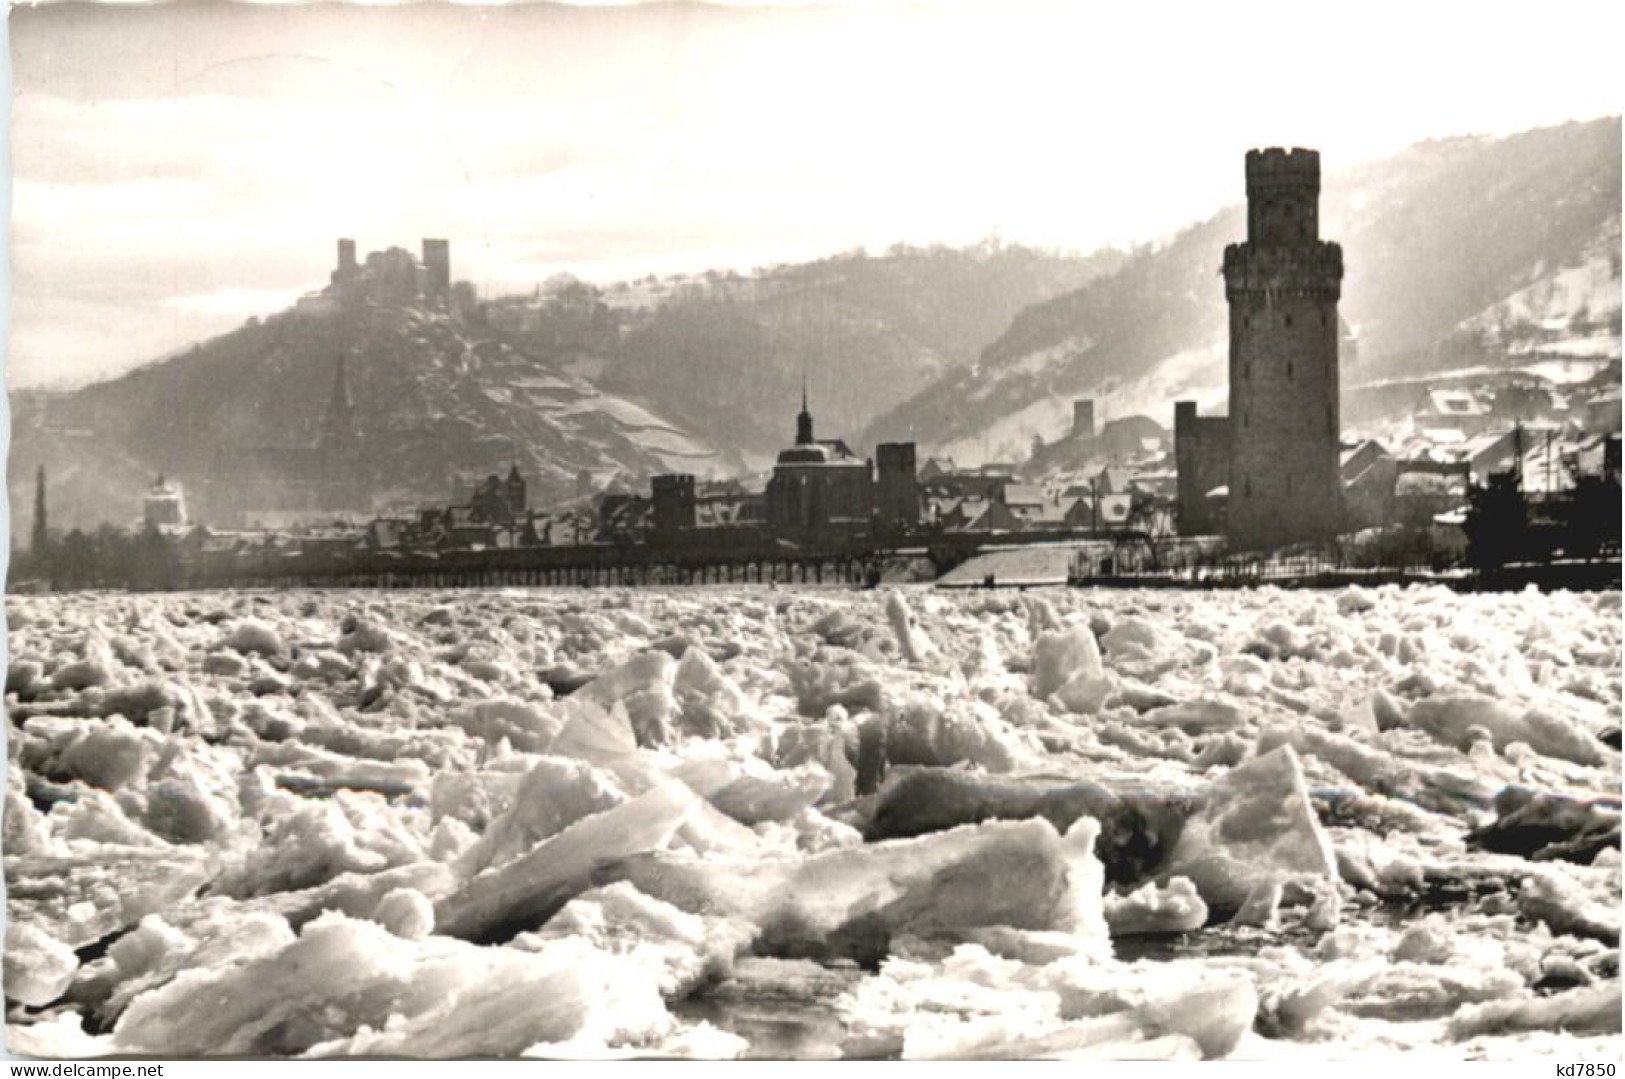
775,438 -> 863,467
777,384 -> 867,467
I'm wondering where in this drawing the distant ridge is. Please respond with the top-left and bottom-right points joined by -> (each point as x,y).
857,116 -> 1622,463
8,117 -> 1618,531
7,241 -> 1117,530
7,301 -> 733,530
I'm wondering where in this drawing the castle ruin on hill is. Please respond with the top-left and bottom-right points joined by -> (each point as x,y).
293,237 -> 462,316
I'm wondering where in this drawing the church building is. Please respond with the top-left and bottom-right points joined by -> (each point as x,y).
764,388 -> 875,544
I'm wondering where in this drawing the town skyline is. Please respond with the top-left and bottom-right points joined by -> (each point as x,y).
9,0 -> 1624,389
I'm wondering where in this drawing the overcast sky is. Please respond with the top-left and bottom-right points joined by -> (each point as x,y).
7,0 -> 1622,389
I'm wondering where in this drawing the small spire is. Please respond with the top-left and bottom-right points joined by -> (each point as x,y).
321,352 -> 358,448
32,464 -> 48,556
795,376 -> 814,446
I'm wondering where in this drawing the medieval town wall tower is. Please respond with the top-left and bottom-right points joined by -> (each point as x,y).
1224,147 -> 1344,547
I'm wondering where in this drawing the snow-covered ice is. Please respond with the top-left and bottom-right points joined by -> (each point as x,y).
4,583 -> 1619,1058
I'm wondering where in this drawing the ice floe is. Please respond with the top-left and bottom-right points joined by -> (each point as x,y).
3,583 -> 1618,1059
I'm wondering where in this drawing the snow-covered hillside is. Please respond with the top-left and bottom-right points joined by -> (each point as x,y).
1455,214 -> 1622,362
861,117 -> 1622,463
7,302 -> 735,529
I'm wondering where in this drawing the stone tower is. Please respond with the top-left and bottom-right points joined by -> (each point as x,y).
651,474 -> 697,533
421,239 -> 450,296
1223,147 -> 1344,548
875,442 -> 920,534
1072,400 -> 1095,440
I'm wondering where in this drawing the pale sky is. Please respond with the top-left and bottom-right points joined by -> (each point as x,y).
7,0 -> 1622,389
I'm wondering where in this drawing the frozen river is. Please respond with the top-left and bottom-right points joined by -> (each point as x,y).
4,584 -> 1620,1058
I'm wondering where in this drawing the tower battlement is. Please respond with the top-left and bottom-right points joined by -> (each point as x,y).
1223,242 -> 1343,300
1243,147 -> 1322,246
1245,147 -> 1321,184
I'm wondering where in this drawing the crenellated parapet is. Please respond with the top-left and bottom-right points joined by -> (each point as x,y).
1222,241 -> 1343,302
1244,147 -> 1322,246
1244,147 -> 1321,186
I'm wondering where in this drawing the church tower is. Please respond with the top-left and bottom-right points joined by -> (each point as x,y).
504,463 -> 528,516
320,353 -> 359,452
795,380 -> 815,446
1223,148 -> 1344,548
318,353 -> 366,511
31,464 -> 48,557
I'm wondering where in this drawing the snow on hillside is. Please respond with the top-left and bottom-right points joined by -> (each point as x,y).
1459,215 -> 1623,361
863,118 -> 1622,464
1088,342 -> 1230,430
7,301 -> 737,529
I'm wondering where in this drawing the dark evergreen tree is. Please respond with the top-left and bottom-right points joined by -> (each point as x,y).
1556,473 -> 1622,560
57,528 -> 93,586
